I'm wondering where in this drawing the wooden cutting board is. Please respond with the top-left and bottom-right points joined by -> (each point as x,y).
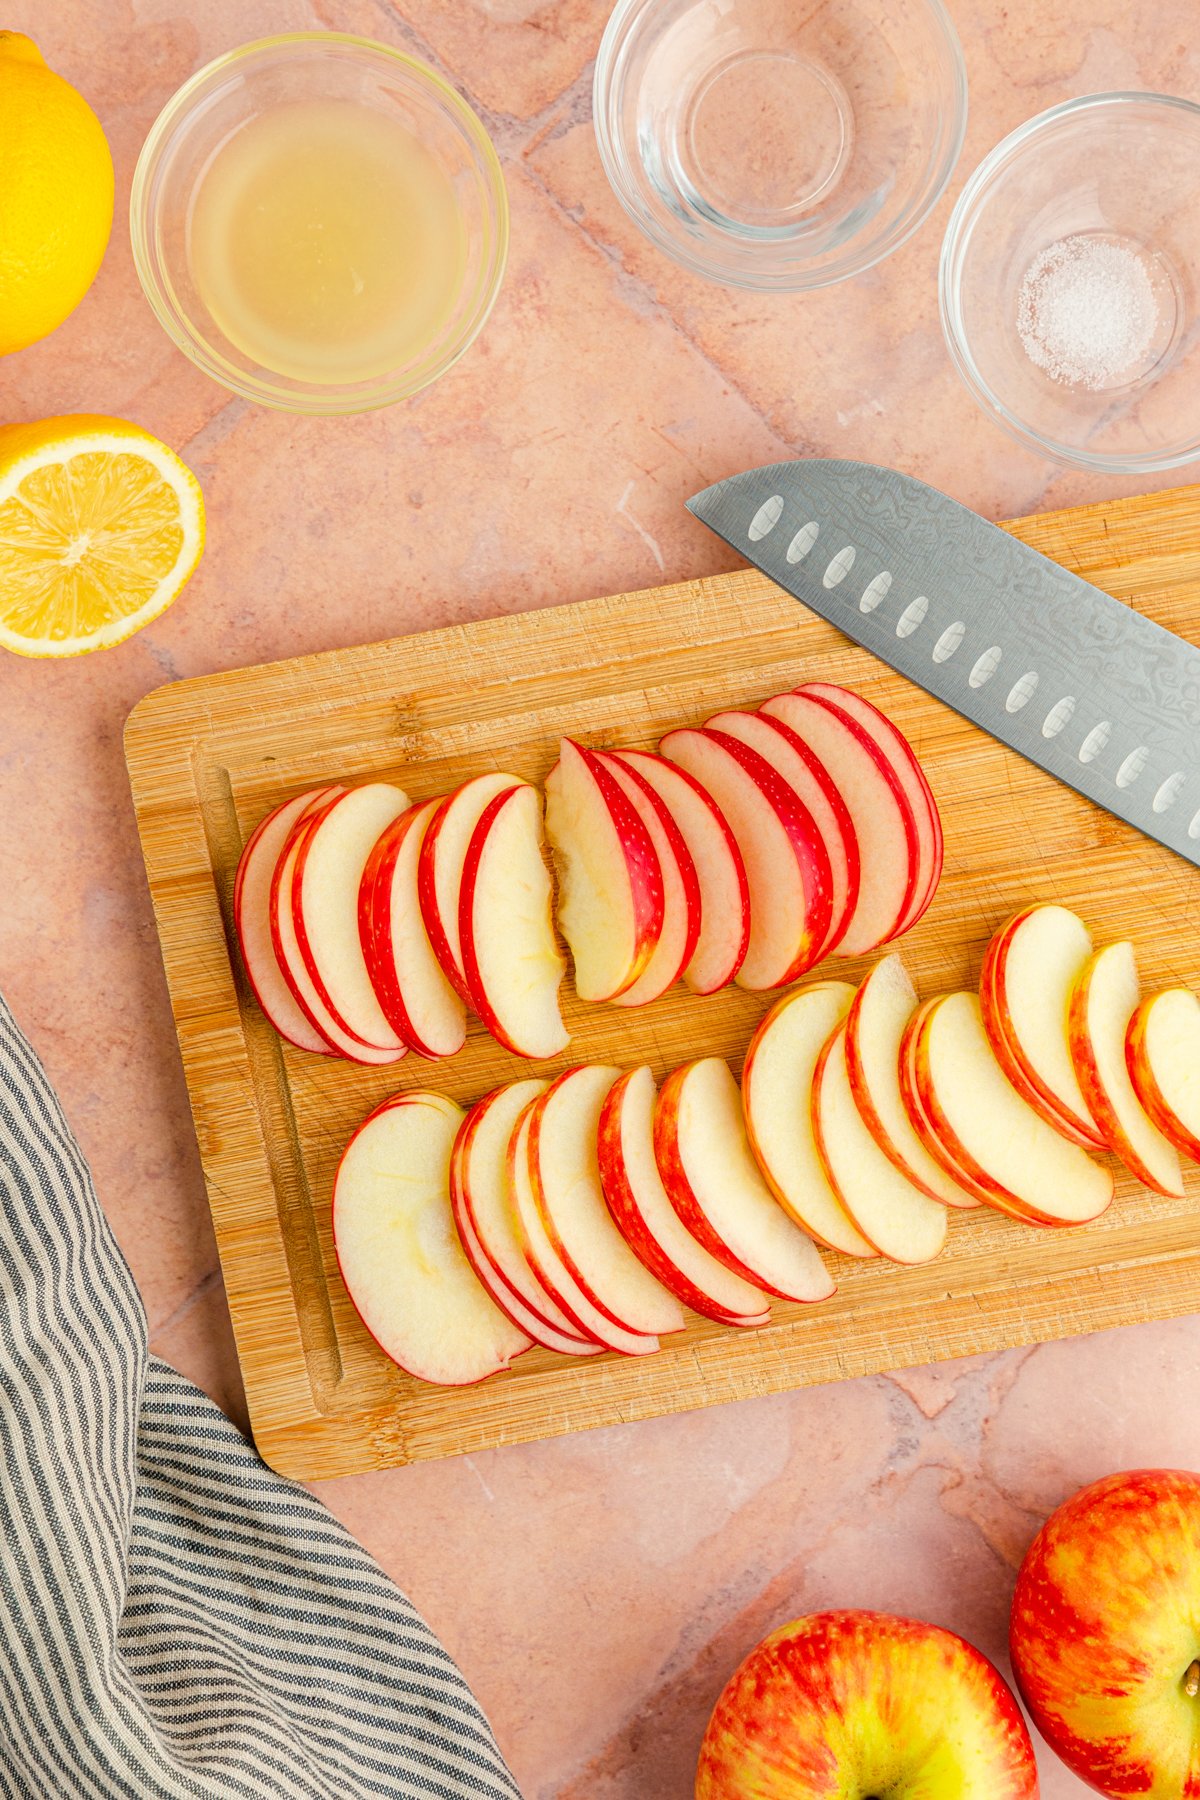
125,480 -> 1200,1482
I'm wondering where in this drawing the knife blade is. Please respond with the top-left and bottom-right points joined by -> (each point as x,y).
687,459 -> 1200,870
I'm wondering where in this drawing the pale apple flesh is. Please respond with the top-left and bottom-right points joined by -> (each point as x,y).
899,1001 -> 996,1207
660,726 -> 832,990
1069,942 -> 1184,1198
595,750 -> 701,1008
704,707 -> 860,960
418,771 -> 522,1003
845,954 -> 980,1209
654,1057 -> 835,1303
234,786 -> 341,1055
1127,987 -> 1200,1164
544,738 -> 664,1003
333,1092 -> 531,1385
812,1021 -> 948,1265
597,1065 -> 770,1327
449,1081 -> 600,1357
1011,1468 -> 1200,1800
292,782 -> 411,1053
359,796 -> 467,1059
911,992 -> 1114,1226
741,982 -> 878,1259
697,1610 -> 1039,1800
610,748 -> 750,993
458,783 -> 568,1059
981,904 -> 1105,1150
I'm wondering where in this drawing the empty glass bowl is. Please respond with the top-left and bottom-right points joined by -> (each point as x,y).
940,93 -> 1200,473
593,0 -> 967,291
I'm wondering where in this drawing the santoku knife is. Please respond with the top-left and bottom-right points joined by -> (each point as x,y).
687,460 -> 1200,870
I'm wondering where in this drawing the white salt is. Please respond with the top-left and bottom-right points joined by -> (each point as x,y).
1016,234 -> 1160,391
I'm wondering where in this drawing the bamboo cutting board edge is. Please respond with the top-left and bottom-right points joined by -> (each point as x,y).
125,480 -> 1200,1482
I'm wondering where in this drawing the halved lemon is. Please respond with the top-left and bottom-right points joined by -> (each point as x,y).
0,414 -> 205,657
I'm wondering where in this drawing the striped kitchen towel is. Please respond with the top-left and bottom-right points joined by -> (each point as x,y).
0,992 -> 520,1800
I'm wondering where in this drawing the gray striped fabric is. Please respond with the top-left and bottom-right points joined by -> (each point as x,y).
0,994 -> 521,1799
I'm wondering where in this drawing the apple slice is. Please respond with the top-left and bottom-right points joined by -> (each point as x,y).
598,1066 -> 770,1327
528,1067 -> 684,1339
742,983 -> 877,1258
898,1001 -> 990,1203
450,1081 -> 600,1356
459,784 -> 568,1059
593,751 -> 701,1007
271,809 -> 406,1067
911,992 -> 1114,1226
845,955 -> 979,1209
660,727 -> 832,989
359,797 -> 466,1059
1127,988 -> 1200,1164
654,1057 -> 835,1303
798,682 -> 943,933
759,689 -> 919,955
980,905 -> 1105,1150
705,709 -> 859,960
508,1101 -> 661,1356
418,772 -> 524,1003
544,739 -> 664,1002
812,1022 -> 948,1264
292,783 -> 410,1053
1068,942 -> 1184,1197
333,1092 -> 531,1386
610,748 -> 750,993
234,786 -> 342,1054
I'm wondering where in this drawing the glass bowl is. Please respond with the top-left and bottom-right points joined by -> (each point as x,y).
130,34 -> 508,414
940,93 -> 1200,473
593,0 -> 967,291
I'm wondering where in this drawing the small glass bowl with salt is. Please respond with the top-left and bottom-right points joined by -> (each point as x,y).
940,92 -> 1200,473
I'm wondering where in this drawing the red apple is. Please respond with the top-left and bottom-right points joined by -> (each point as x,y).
418,772 -> 523,1003
543,738 -> 664,1002
592,749 -> 701,1007
359,795 -> 467,1059
1127,987 -> 1200,1165
1069,942 -> 1184,1197
1011,1468 -> 1200,1798
233,785 -> 341,1055
697,1610 -> 1038,1798
610,747 -> 750,993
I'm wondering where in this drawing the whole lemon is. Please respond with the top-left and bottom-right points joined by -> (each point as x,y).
0,31 -> 114,355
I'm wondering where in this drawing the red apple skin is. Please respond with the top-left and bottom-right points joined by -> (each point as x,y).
897,1002 -> 999,1210
597,1070 -> 766,1328
1011,1469 -> 1200,1799
1067,953 -> 1179,1196
234,786 -> 341,1055
1127,996 -> 1200,1165
697,1610 -> 1039,1799
980,910 -> 1106,1151
269,799 -> 347,1050
359,797 -> 465,1058
594,748 -> 702,1003
415,781 -> 521,1006
563,739 -> 665,997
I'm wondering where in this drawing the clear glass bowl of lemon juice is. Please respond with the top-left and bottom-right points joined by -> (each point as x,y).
131,35 -> 508,413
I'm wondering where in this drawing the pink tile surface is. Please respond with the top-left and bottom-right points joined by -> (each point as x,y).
2,2 -> 1198,1793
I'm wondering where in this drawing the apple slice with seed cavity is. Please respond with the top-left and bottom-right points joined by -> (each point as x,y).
544,739 -> 664,1002
418,772 -> 524,1003
598,1065 -> 770,1327
980,905 -> 1105,1150
593,750 -> 701,1007
1069,942 -> 1184,1197
812,1021 -> 948,1264
660,726 -> 832,989
508,1098 -> 661,1356
798,682 -> 942,934
234,785 -> 342,1054
291,783 -> 411,1054
705,708 -> 859,960
912,992 -> 1114,1226
760,689 -> 919,955
334,1091 -> 531,1386
271,806 -> 407,1067
459,783 -> 568,1059
1127,987 -> 1200,1165
742,982 -> 877,1258
655,1057 -> 835,1303
846,955 -> 979,1208
610,748 -> 750,993
450,1081 -> 600,1356
359,797 -> 466,1059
